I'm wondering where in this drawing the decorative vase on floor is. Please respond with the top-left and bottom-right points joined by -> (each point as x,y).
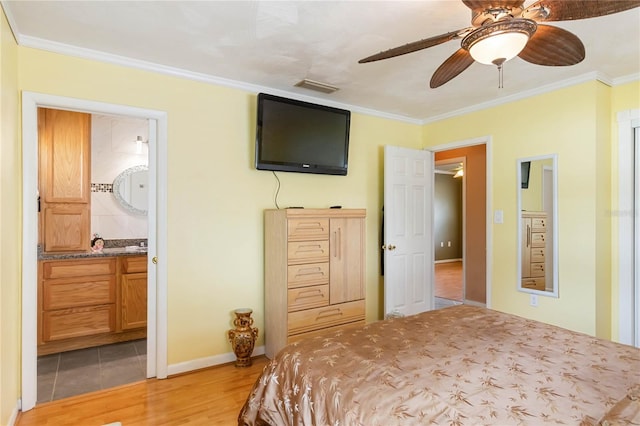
228,308 -> 259,367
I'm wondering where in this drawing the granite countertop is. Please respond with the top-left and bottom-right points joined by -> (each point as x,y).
38,239 -> 148,260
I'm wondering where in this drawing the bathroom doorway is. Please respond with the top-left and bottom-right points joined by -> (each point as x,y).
21,92 -> 168,411
36,111 -> 151,403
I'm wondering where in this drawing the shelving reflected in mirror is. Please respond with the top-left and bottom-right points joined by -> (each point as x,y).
517,155 -> 558,297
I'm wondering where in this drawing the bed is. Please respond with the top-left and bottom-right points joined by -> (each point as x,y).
238,305 -> 640,425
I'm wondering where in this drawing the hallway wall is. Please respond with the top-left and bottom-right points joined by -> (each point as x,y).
434,145 -> 486,304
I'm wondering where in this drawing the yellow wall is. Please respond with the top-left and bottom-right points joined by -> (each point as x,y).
423,81 -> 610,337
17,47 -> 422,365
0,7 -> 21,425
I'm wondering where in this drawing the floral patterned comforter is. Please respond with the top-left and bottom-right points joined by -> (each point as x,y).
239,305 -> 640,425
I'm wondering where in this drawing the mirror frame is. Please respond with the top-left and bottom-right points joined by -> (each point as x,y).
517,154 -> 559,298
113,165 -> 148,216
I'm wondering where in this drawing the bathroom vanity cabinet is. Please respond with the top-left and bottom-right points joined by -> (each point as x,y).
38,254 -> 147,355
120,256 -> 148,330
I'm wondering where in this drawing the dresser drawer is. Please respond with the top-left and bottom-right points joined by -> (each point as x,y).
288,285 -> 329,312
121,255 -> 147,273
522,277 -> 545,291
530,232 -> 546,247
531,217 -> 546,232
287,218 -> 329,241
287,263 -> 329,288
43,276 -> 116,310
288,240 -> 329,265
287,320 -> 365,344
530,262 -> 545,277
288,299 -> 365,336
42,305 -> 115,342
530,248 -> 545,263
43,258 -> 116,279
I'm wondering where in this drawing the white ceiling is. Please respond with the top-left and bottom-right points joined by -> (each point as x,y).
3,1 -> 639,122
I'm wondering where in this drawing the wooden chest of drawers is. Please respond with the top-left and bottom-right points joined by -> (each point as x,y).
521,211 -> 547,291
265,209 -> 366,359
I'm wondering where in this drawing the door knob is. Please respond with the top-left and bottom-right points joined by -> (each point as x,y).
152,256 -> 158,264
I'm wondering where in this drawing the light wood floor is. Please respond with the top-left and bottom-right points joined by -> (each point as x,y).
434,260 -> 463,301
16,356 -> 269,426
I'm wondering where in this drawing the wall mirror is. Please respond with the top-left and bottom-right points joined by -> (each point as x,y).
113,165 -> 148,215
517,155 -> 558,297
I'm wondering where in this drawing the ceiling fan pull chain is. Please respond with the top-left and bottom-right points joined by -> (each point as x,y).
492,58 -> 505,89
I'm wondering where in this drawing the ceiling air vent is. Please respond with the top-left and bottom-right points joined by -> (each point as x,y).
294,79 -> 339,94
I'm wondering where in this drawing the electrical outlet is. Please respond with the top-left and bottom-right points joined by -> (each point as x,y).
494,209 -> 504,224
530,294 -> 538,307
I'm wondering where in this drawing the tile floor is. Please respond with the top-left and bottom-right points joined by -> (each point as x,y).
37,339 -> 147,404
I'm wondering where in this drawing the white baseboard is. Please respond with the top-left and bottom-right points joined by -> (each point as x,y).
167,345 -> 265,376
8,401 -> 19,426
463,299 -> 486,307
434,258 -> 463,264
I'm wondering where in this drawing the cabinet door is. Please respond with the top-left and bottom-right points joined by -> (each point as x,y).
329,217 -> 365,304
40,108 -> 91,203
39,108 -> 91,252
43,204 -> 90,252
121,273 -> 147,330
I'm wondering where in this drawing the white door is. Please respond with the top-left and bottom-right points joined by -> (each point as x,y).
383,145 -> 434,317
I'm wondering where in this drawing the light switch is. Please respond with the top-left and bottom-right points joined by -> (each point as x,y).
494,209 -> 504,224
530,294 -> 538,307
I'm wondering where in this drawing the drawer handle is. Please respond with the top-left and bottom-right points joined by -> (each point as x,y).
316,308 -> 343,320
296,244 -> 324,253
295,222 -> 324,231
294,267 -> 325,278
294,289 -> 325,301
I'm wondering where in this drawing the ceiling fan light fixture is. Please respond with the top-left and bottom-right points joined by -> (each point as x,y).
462,19 -> 537,65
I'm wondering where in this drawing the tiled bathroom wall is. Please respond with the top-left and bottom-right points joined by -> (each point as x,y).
91,114 -> 148,240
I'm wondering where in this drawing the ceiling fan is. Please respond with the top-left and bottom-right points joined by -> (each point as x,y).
359,0 -> 640,88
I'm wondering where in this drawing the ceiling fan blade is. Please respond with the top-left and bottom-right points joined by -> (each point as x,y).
524,0 -> 640,21
358,29 -> 471,63
430,48 -> 475,88
518,24 -> 585,66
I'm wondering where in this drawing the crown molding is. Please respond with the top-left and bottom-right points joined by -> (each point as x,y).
10,28 -> 637,128
422,71 -> 640,124
613,72 -> 640,86
16,34 -> 421,125
422,71 -> 615,124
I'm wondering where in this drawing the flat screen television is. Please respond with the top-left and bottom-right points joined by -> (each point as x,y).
255,93 -> 351,176
521,161 -> 531,189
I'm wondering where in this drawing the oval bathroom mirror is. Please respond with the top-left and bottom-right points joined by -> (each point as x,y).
517,155 -> 558,297
113,165 -> 148,215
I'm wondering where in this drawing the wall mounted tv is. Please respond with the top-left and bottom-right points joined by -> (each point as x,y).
521,161 -> 531,189
255,93 -> 351,176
